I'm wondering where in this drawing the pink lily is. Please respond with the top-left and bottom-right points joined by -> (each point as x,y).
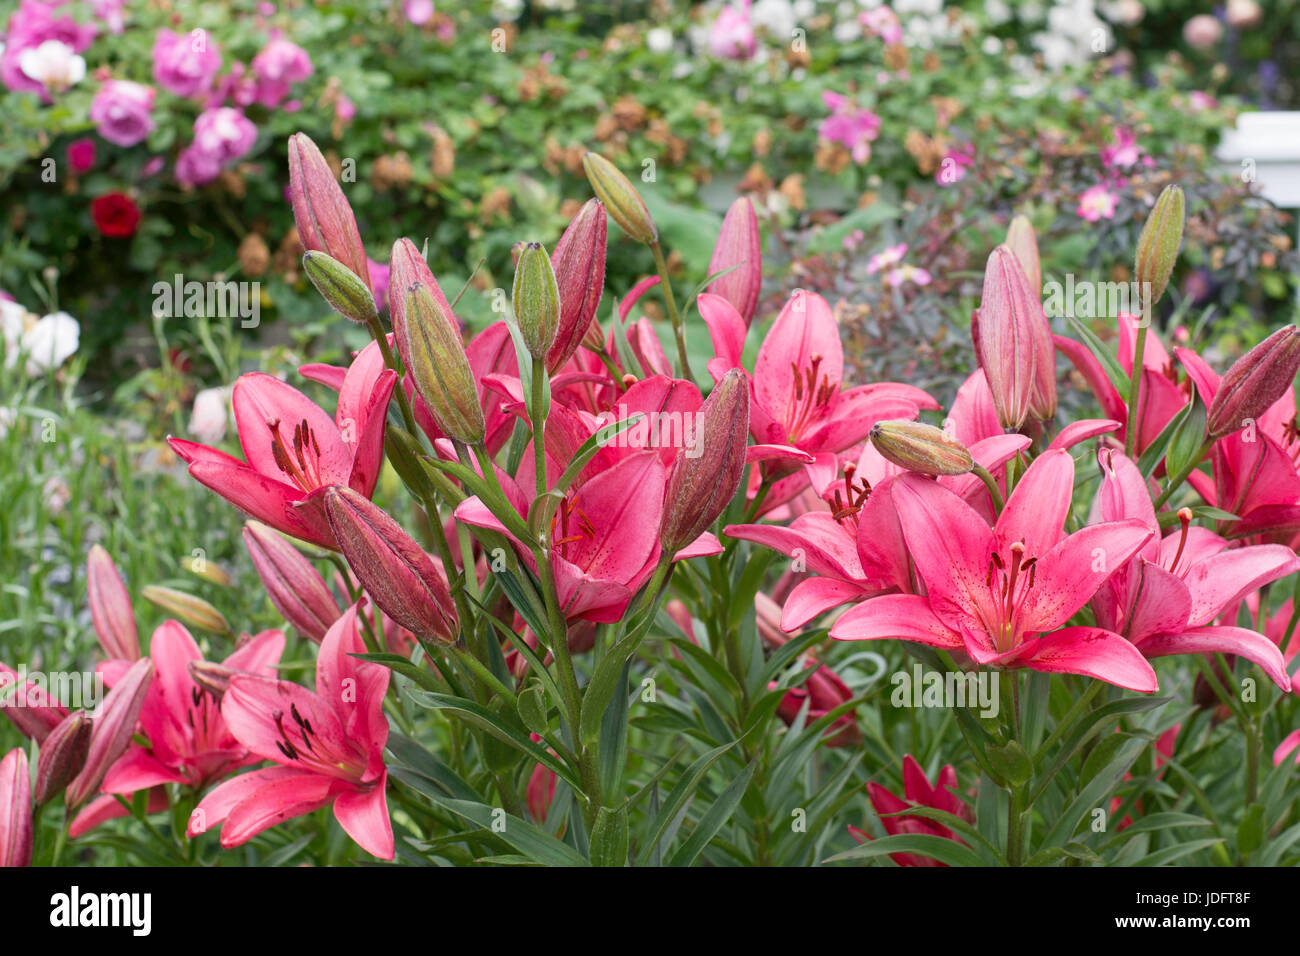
0,662 -> 68,743
190,602 -> 393,859
101,623 -> 286,795
169,365 -> 397,549
0,749 -> 32,868
1054,312 -> 1189,456
849,755 -> 968,867
1091,452 -> 1294,689
456,450 -> 720,624
832,450 -> 1159,692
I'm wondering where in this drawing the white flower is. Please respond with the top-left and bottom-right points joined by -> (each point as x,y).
188,385 -> 231,445
646,27 -> 674,53
18,40 -> 86,92
1,299 -> 28,363
42,475 -> 72,515
22,311 -> 79,375
753,0 -> 797,36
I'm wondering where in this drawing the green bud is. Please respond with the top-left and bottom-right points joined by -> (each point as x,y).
402,281 -> 486,444
512,242 -> 561,360
1134,184 -> 1184,312
869,420 -> 974,476
582,152 -> 657,244
140,585 -> 230,635
302,250 -> 378,325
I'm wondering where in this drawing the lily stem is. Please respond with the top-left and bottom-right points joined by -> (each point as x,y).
649,240 -> 693,382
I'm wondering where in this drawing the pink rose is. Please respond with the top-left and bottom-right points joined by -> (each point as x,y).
709,1 -> 756,60
403,0 -> 435,25
1,0 -> 96,95
89,79 -> 156,147
152,27 -> 222,98
1183,14 -> 1223,50
250,36 -> 313,108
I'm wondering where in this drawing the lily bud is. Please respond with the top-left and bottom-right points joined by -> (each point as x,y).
1206,325 -> 1300,439
323,486 -> 459,647
66,658 -> 154,809
188,661 -> 236,700
140,586 -> 231,635
0,749 -> 32,868
287,132 -> 371,290
869,420 -> 974,476
86,545 -> 139,661
582,313 -> 606,354
34,712 -> 91,806
403,281 -> 485,444
975,245 -> 1040,431
707,197 -> 762,324
1134,184 -> 1184,312
660,369 -> 749,553
0,663 -> 69,743
512,242 -> 561,361
582,152 -> 657,244
303,250 -> 378,325
388,238 -> 458,368
242,521 -> 342,643
1004,215 -> 1041,294
548,199 -> 607,372
183,555 -> 231,587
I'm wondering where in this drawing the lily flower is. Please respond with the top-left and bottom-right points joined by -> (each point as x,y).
832,450 -> 1159,692
100,623 -> 286,795
190,602 -> 393,859
1091,452 -> 1294,689
169,366 -> 396,549
849,755 -> 968,867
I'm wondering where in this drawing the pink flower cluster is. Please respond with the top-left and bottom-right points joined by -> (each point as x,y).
0,0 -> 95,96
819,91 -> 883,165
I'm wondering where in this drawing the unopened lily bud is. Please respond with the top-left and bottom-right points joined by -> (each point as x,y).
242,521 -> 342,643
660,369 -> 749,553
388,238 -> 457,369
0,663 -> 68,743
183,554 -> 231,587
189,660 -> 236,700
287,132 -> 371,290
303,250 -> 378,325
323,486 -> 459,647
1134,184 -> 1184,311
86,545 -> 139,661
403,281 -> 485,444
66,658 -> 154,809
582,152 -> 657,244
34,711 -> 91,806
1207,325 -> 1300,439
513,242 -> 561,361
870,420 -> 974,476
975,245 -> 1040,431
582,313 -> 606,354
0,749 -> 32,868
548,199 -> 607,372
707,197 -> 762,325
1004,214 -> 1041,294
140,586 -> 231,635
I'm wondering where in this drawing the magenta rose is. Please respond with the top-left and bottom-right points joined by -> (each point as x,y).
250,36 -> 313,108
152,27 -> 221,98
88,79 -> 156,147
66,138 -> 96,173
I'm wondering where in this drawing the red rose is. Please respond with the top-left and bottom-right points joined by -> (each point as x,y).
91,192 -> 141,238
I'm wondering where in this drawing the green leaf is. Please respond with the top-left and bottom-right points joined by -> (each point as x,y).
423,796 -> 588,867
666,759 -> 757,867
1040,734 -> 1148,848
822,834 -> 986,868
410,691 -> 580,789
1066,314 -> 1130,398
636,740 -> 738,867
1237,802 -> 1266,856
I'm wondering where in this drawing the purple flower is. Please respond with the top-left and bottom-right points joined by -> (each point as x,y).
250,36 -> 313,108
368,257 -> 391,312
89,79 -> 156,147
66,137 -> 96,173
152,27 -> 221,99
709,1 -> 756,60
819,91 -> 882,165
209,61 -> 259,109
91,0 -> 126,34
176,108 -> 257,187
403,0 -> 435,25
1,0 -> 96,95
